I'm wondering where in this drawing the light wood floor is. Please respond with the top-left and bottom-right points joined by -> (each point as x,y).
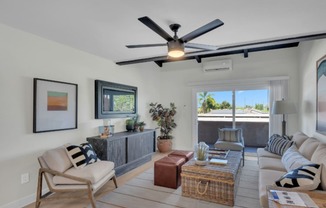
24,151 -> 170,208
25,152 -> 258,208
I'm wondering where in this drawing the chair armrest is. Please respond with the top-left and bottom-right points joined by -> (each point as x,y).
39,167 -> 92,185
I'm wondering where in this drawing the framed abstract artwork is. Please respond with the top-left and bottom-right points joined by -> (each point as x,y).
33,78 -> 78,133
316,55 -> 326,134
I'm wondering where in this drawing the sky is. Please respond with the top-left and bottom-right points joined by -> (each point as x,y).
198,89 -> 269,107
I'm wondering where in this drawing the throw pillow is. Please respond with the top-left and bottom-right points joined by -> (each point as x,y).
282,144 -> 312,172
275,163 -> 321,190
66,144 -> 87,168
66,143 -> 98,168
265,134 -> 293,156
81,143 -> 98,164
218,128 -> 241,142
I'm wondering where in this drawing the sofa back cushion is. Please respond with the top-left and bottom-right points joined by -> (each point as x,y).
291,132 -> 309,148
42,146 -> 72,173
298,138 -> 320,160
281,144 -> 312,172
311,143 -> 326,190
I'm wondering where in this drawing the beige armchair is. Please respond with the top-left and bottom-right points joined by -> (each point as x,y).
214,128 -> 245,165
35,145 -> 117,208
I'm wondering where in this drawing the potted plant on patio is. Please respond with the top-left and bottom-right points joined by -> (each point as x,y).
149,102 -> 177,152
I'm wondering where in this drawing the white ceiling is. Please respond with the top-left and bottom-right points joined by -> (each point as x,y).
0,0 -> 326,64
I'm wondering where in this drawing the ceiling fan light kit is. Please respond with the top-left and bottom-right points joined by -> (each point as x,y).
167,40 -> 185,58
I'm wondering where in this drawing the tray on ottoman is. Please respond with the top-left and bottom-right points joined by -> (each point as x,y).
181,151 -> 242,206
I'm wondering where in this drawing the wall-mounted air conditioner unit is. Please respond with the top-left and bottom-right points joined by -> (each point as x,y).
202,59 -> 232,72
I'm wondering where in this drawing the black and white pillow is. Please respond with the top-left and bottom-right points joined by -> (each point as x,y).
66,143 -> 98,168
265,134 -> 293,155
275,163 -> 321,190
81,143 -> 98,164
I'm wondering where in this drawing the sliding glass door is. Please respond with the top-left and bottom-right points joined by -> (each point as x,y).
197,89 -> 269,147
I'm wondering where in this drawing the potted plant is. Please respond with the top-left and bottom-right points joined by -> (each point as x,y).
126,115 -> 138,132
149,102 -> 177,152
138,121 -> 146,132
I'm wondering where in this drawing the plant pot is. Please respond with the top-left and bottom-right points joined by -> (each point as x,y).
139,126 -> 144,132
157,139 -> 172,153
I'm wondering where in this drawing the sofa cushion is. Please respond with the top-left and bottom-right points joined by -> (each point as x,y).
42,146 -> 72,173
265,134 -> 293,156
257,148 -> 281,159
298,138 -> 319,160
281,144 -> 312,172
218,128 -> 241,142
259,169 -> 287,208
291,132 -> 309,149
275,164 -> 321,190
258,157 -> 287,172
53,160 -> 115,185
311,143 -> 326,190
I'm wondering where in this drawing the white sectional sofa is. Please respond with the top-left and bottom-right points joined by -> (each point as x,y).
257,132 -> 326,208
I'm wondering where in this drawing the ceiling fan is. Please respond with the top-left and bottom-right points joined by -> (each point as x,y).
126,16 -> 224,58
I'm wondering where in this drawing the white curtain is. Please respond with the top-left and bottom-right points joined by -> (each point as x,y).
269,79 -> 288,136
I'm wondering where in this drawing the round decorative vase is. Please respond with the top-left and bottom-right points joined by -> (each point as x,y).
157,139 -> 172,153
194,142 -> 209,166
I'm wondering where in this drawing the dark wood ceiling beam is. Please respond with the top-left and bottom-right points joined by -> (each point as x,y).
154,61 -> 163,67
244,49 -> 248,58
195,56 -> 201,63
116,32 -> 326,66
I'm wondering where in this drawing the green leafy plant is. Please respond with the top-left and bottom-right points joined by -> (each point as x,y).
149,102 -> 177,139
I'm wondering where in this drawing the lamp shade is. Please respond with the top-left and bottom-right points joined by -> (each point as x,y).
272,100 -> 296,115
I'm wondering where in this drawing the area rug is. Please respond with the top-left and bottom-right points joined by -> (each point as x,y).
96,157 -> 260,208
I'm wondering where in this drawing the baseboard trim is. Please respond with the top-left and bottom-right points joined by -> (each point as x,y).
1,188 -> 49,208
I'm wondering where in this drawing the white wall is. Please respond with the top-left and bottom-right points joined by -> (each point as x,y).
298,39 -> 326,142
159,48 -> 300,150
0,23 -> 160,207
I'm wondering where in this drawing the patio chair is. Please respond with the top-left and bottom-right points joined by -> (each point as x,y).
214,128 -> 245,166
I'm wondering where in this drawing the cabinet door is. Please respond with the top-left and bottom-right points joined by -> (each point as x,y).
107,137 -> 126,167
127,132 -> 154,162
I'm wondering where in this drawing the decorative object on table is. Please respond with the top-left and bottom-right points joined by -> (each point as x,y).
138,121 -> 146,132
208,149 -> 230,159
194,142 -> 209,166
271,98 -> 296,136
33,78 -> 77,133
126,115 -> 138,132
316,54 -> 326,135
149,102 -> 177,152
99,126 -> 110,138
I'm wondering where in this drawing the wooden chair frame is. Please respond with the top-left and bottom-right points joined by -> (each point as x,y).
35,166 -> 118,208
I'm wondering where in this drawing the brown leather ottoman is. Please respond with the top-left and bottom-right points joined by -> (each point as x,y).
168,150 -> 194,162
154,156 -> 185,189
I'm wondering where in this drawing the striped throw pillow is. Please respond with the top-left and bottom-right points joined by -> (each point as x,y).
265,134 -> 293,156
66,143 -> 98,168
275,164 -> 321,190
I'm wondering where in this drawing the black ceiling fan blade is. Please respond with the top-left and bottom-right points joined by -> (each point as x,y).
138,16 -> 173,41
181,19 -> 224,43
126,43 -> 166,48
185,43 -> 219,50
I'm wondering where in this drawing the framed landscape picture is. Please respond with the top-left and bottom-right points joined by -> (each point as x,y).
317,55 -> 326,134
33,78 -> 78,133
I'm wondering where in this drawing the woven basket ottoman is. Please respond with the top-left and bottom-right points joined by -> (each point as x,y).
154,156 -> 186,189
168,150 -> 194,162
181,151 -> 242,206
